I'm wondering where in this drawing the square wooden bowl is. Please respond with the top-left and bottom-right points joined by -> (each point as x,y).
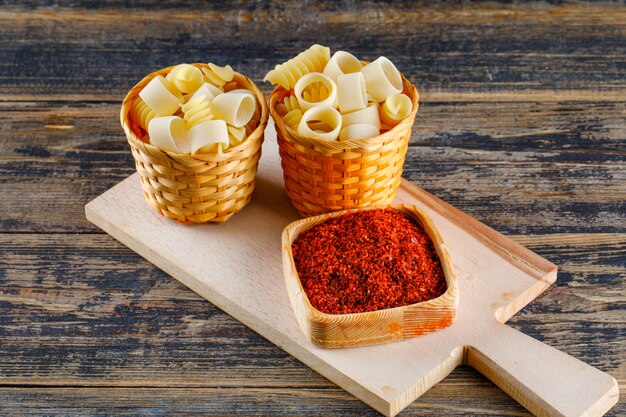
282,204 -> 459,348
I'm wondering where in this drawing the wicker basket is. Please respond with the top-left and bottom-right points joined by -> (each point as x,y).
121,64 -> 268,223
269,67 -> 419,217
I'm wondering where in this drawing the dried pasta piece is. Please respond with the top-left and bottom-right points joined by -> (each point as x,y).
211,91 -> 256,128
230,88 -> 261,127
323,51 -> 362,82
283,109 -> 303,131
276,94 -> 301,116
190,119 -> 229,154
286,95 -> 300,111
337,72 -> 367,114
202,63 -> 234,87
181,95 -> 214,127
189,82 -> 223,104
339,123 -> 379,141
302,82 -> 331,103
341,103 -> 381,130
361,56 -> 403,102
285,95 -> 300,112
223,81 -> 238,92
294,72 -> 337,111
148,116 -> 190,153
227,125 -> 247,146
263,44 -> 331,90
131,97 -> 157,131
297,106 -> 342,141
307,121 -> 334,132
167,64 -> 204,94
304,83 -> 330,101
227,88 -> 255,99
380,93 -> 413,127
139,75 -> 183,116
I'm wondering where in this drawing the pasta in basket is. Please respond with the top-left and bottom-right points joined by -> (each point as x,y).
276,95 -> 301,116
131,97 -> 157,131
265,46 -> 414,141
294,73 -> 337,111
264,44 -> 331,90
129,62 -> 261,155
380,93 -> 413,128
202,63 -> 234,87
283,109 -> 303,131
302,83 -> 330,103
228,125 -> 247,146
167,64 -> 204,94
181,95 -> 213,127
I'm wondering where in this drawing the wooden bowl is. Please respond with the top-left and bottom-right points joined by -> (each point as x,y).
282,204 -> 458,348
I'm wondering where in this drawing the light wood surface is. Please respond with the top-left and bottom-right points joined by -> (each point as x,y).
86,125 -> 617,417
282,204 -> 458,348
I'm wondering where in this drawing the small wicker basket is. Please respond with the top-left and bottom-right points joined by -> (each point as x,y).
269,66 -> 419,217
121,64 -> 268,223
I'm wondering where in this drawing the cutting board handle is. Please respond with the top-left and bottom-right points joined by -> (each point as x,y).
467,322 -> 618,417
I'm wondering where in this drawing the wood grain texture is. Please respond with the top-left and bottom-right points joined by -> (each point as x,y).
0,378 -> 599,417
1,100 -> 624,234
0,232 -> 621,385
0,232 -> 624,416
0,2 -> 625,100
0,0 -> 624,415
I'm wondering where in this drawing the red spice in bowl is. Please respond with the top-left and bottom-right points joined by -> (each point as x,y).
291,208 -> 447,315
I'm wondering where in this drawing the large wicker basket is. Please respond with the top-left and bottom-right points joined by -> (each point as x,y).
269,67 -> 419,217
121,64 -> 268,223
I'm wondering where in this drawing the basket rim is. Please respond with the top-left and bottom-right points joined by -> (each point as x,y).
269,61 -> 419,151
121,63 -> 269,162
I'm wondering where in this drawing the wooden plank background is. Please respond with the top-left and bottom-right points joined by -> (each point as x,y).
0,1 -> 624,415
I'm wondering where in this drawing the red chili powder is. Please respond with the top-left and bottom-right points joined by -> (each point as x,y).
291,208 -> 447,315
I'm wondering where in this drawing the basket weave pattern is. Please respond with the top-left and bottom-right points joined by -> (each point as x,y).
270,72 -> 419,217
121,64 -> 268,223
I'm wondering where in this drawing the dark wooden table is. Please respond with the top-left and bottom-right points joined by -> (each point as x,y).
1,1 -> 624,416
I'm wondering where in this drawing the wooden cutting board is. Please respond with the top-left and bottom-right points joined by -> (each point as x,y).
85,123 -> 618,417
